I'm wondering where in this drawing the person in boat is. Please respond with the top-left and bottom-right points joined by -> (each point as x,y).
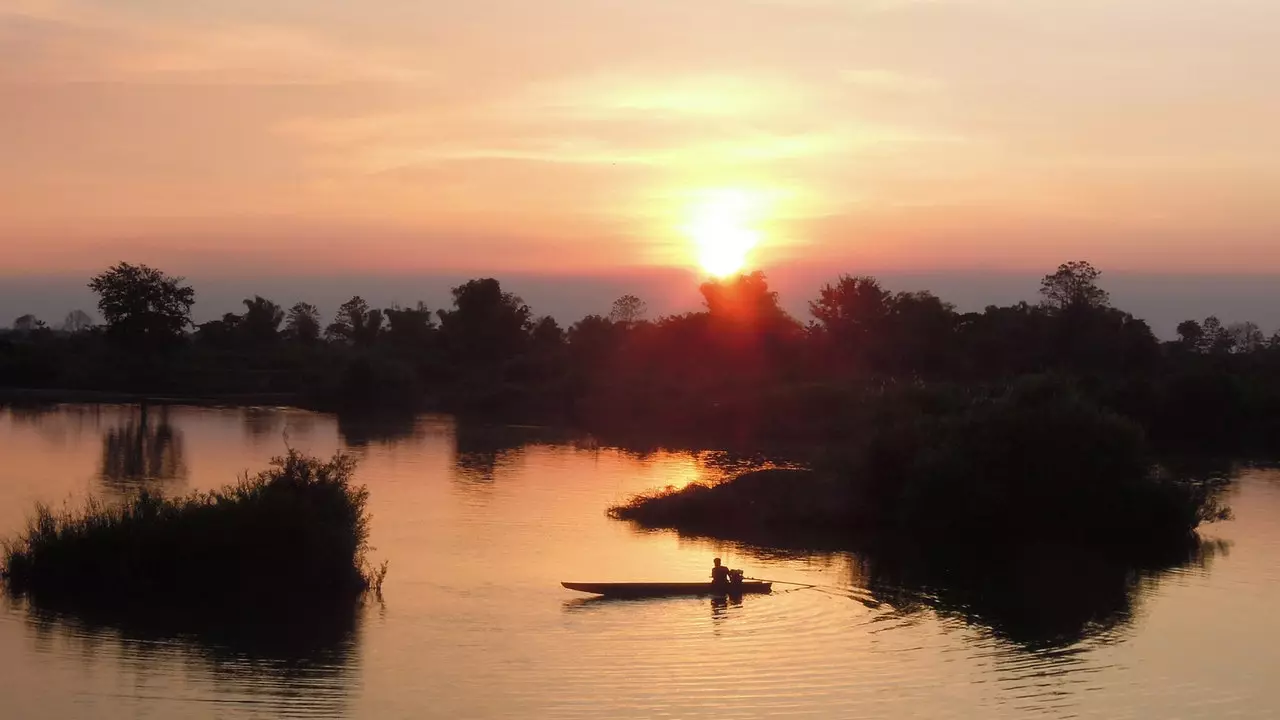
711,558 -> 731,586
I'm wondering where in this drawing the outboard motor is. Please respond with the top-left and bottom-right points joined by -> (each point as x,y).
728,569 -> 744,586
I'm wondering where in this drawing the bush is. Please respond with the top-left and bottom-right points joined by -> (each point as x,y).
874,375 -> 1223,542
611,376 -> 1231,549
2,451 -> 387,606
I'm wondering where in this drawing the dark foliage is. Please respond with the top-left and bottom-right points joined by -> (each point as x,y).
611,377 -> 1232,547
1,451 -> 387,607
4,259 -> 1280,458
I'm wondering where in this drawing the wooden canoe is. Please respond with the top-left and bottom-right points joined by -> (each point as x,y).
561,581 -> 772,598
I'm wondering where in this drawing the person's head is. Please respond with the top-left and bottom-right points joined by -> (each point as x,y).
713,558 -> 722,566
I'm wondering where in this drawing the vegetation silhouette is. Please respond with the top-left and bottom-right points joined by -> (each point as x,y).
5,259 -> 1280,456
610,376 -> 1232,547
0,259 -> 1273,559
2,451 -> 388,611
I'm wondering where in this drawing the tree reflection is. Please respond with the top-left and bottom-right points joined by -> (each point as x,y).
337,410 -> 422,447
99,404 -> 186,491
452,422 -> 544,483
14,593 -> 364,716
669,528 -> 1229,652
241,406 -> 283,443
854,536 -> 1229,651
0,399 -> 60,425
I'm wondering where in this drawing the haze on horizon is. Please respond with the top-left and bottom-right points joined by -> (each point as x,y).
2,0 -> 1279,331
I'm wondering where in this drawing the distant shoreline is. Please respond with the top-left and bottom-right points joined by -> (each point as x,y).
0,387 -> 305,409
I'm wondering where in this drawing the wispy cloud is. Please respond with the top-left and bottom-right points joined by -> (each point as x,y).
2,0 -> 1279,275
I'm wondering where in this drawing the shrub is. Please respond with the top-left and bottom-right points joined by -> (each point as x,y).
2,451 -> 387,606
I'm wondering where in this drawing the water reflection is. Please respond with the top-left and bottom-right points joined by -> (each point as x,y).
242,406 -> 284,443
710,594 -> 742,621
2,400 -> 103,446
99,404 -> 187,491
452,422 -> 559,482
337,410 -> 425,447
10,592 -> 364,718
717,534 -> 1230,652
1,399 -> 61,425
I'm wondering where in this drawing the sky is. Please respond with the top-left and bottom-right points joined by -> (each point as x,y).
2,0 -> 1279,334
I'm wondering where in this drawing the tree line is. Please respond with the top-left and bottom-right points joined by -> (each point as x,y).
3,260 -> 1280,453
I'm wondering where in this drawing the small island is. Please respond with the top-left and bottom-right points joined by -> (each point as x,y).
610,376 -> 1232,552
1,451 -> 387,612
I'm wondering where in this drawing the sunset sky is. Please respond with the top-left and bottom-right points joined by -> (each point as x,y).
2,0 -> 1278,332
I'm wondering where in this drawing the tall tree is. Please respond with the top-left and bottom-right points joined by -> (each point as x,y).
436,278 -> 533,379
88,262 -> 195,354
61,310 -> 95,333
1227,321 -> 1265,354
284,302 -> 322,344
326,296 -> 383,346
383,302 -> 435,350
12,314 -> 43,332
608,295 -> 648,326
1176,320 -> 1204,352
1200,316 -> 1233,354
700,271 -> 792,329
532,316 -> 565,347
1039,261 -> 1110,311
809,275 -> 891,336
240,296 -> 284,345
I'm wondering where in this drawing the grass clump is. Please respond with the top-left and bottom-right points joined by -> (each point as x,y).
2,450 -> 387,606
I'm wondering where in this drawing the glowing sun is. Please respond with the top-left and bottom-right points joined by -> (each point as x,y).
682,189 -> 761,277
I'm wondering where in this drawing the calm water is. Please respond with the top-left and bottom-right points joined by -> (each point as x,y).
1,404 -> 1277,719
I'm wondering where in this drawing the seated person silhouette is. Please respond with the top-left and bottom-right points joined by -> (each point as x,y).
711,558 -> 731,586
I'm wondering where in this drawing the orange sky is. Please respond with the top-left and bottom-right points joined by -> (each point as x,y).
2,0 -> 1279,278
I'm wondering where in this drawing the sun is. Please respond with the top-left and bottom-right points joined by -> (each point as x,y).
682,189 -> 761,277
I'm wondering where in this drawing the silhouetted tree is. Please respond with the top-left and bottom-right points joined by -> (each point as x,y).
326,296 -> 383,347
609,295 -> 648,326
1270,331 -> 1280,350
437,279 -> 533,358
195,313 -> 243,347
567,315 -> 619,371
88,262 -> 195,359
284,302 -> 322,344
240,296 -> 284,345
809,275 -> 892,370
61,310 -> 95,333
532,316 -> 565,347
1227,321 -> 1265,354
878,290 -> 957,376
1176,320 -> 1204,352
435,279 -> 534,410
12,314 -> 44,332
1200,316 -> 1233,355
701,271 -> 794,330
382,302 -> 435,350
1040,261 -> 1109,311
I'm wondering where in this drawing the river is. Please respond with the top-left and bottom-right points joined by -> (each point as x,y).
1,403 -> 1277,718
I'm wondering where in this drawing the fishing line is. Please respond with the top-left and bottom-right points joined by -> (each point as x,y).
746,576 -> 869,599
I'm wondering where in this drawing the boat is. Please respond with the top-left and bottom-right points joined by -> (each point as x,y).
561,581 -> 772,598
